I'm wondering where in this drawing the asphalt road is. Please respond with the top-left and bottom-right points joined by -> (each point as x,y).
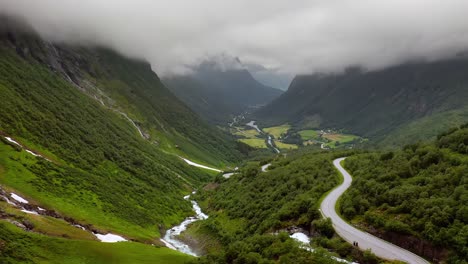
320,157 -> 430,264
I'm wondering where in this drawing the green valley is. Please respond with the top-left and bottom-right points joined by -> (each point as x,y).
1,4 -> 468,264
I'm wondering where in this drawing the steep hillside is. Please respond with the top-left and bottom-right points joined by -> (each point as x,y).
0,17 -> 245,166
342,124 -> 468,263
0,16 -> 243,262
163,60 -> 283,124
255,60 -> 468,146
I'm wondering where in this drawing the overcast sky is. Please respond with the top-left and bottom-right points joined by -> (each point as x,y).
1,0 -> 468,76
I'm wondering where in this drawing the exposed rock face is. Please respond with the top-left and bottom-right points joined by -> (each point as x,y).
367,227 -> 448,263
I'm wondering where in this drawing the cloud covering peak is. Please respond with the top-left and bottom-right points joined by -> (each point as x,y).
2,0 -> 468,75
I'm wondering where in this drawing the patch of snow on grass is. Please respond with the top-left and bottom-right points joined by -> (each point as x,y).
261,163 -> 271,172
223,172 -> 236,178
180,157 -> 222,172
21,209 -> 39,215
5,137 -> 21,146
11,193 -> 29,204
94,233 -> 127,243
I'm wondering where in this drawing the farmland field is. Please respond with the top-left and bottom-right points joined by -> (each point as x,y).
263,124 -> 290,138
239,138 -> 267,148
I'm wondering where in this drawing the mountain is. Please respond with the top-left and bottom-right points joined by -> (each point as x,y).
163,59 -> 283,124
0,16 -> 245,166
244,62 -> 293,91
0,16 -> 245,262
254,60 -> 468,146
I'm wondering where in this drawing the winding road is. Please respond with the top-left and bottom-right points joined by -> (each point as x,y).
320,158 -> 430,264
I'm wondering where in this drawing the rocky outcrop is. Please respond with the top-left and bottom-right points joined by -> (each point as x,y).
365,226 -> 449,263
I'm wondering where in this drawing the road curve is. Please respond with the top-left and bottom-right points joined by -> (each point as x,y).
320,158 -> 430,264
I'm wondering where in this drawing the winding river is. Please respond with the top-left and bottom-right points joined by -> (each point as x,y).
246,121 -> 281,153
161,193 -> 208,256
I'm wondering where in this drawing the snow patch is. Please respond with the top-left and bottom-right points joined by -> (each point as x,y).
223,172 -> 236,179
21,209 -> 39,215
11,193 -> 29,204
291,232 -> 310,244
5,137 -> 21,146
25,150 -> 40,157
74,224 -> 86,231
261,163 -> 271,172
94,233 -> 127,243
180,157 -> 222,172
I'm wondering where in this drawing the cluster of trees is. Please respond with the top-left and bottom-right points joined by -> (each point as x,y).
190,150 -> 373,263
341,125 -> 468,263
190,233 -> 345,264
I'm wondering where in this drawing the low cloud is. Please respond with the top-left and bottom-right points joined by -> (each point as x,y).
1,0 -> 468,76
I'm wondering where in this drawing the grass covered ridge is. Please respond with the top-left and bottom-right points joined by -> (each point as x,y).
0,221 -> 193,264
0,40 -> 219,241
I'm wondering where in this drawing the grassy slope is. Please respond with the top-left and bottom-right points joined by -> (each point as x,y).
233,129 -> 260,138
88,49 -> 244,167
299,130 -> 319,141
239,138 -> 268,149
275,141 -> 298,149
377,106 -> 468,148
0,222 -> 192,264
0,39 -> 219,241
0,29 -> 223,262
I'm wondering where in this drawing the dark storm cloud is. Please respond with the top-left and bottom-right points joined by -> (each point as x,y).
1,0 -> 468,75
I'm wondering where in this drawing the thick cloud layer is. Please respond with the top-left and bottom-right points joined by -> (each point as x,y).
1,0 -> 468,76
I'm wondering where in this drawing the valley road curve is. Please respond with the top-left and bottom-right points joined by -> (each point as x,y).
320,157 -> 430,264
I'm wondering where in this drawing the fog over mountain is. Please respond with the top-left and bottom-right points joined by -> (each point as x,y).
2,0 -> 468,76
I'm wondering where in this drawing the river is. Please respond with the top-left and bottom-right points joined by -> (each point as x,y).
161,192 -> 208,256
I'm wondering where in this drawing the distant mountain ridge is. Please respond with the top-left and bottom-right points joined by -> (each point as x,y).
163,59 -> 283,124
255,59 -> 468,146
